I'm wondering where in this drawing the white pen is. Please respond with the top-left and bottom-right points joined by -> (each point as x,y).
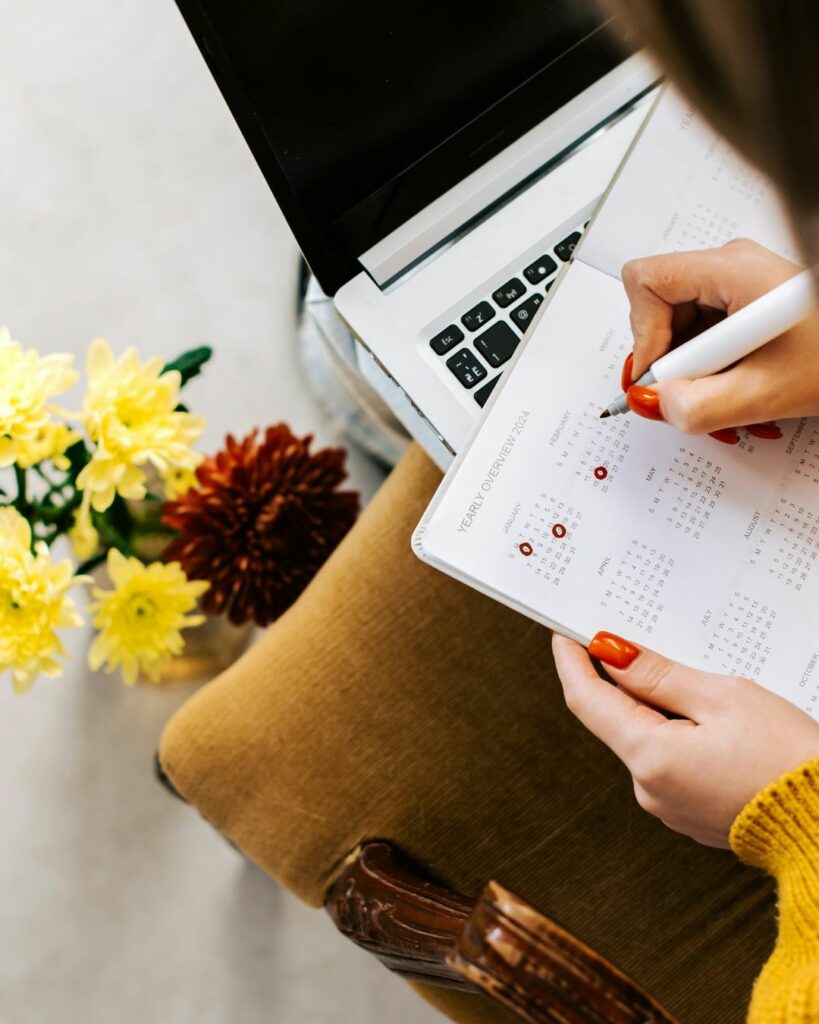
599,268 -> 818,419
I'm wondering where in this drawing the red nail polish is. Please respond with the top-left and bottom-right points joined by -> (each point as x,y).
621,352 -> 634,392
746,422 -> 783,440
627,385 -> 664,421
588,631 -> 641,669
709,428 -> 740,445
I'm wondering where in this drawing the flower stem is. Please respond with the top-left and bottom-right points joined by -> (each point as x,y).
76,550 -> 107,576
14,465 -> 27,508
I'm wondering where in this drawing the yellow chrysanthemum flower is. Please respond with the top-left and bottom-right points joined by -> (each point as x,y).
0,507 -> 85,694
14,421 -> 81,470
0,326 -> 78,468
161,465 -> 199,500
67,501 -> 100,562
77,339 -> 205,512
88,550 -> 209,684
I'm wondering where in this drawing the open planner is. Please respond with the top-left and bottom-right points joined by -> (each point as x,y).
412,86 -> 819,713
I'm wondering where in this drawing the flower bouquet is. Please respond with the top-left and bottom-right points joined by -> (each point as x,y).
0,328 -> 360,692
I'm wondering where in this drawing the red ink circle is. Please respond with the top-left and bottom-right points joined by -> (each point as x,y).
519,542 -> 533,557
594,466 -> 608,480
551,524 -> 567,539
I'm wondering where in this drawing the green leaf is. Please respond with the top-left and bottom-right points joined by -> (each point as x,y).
32,504 -> 68,524
163,346 -> 213,389
64,440 -> 91,476
107,494 -> 134,539
92,496 -> 135,555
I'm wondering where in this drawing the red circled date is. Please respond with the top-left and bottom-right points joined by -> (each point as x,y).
551,524 -> 567,539
594,466 -> 608,480
519,542 -> 534,557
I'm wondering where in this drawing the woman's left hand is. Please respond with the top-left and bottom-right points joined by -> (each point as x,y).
552,631 -> 819,847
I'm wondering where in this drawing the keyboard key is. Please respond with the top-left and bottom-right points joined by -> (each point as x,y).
474,321 -> 520,369
509,292 -> 543,333
555,231 -> 582,262
523,254 -> 557,284
429,324 -> 464,355
461,301 -> 495,332
474,375 -> 501,408
446,348 -> 487,389
545,279 -> 555,292
492,277 -> 526,308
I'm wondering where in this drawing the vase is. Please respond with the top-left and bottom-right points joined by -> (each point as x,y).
141,610 -> 253,685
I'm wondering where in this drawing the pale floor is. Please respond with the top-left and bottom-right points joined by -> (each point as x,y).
0,1 -> 441,1020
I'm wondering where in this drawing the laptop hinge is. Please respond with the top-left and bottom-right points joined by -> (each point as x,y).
359,53 -> 656,290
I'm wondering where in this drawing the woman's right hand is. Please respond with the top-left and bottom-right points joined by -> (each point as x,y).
621,239 -> 819,440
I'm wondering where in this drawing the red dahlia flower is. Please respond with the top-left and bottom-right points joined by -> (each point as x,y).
162,424 -> 360,626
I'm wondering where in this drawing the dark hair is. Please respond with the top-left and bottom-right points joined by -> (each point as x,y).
612,0 -> 819,257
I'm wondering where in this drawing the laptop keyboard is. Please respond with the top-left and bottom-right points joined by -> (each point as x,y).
474,321 -> 519,368
428,224 -> 587,407
492,278 -> 525,307
445,348 -> 488,389
461,300 -> 495,332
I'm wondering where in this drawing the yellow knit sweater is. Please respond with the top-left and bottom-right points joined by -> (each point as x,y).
730,758 -> 819,1022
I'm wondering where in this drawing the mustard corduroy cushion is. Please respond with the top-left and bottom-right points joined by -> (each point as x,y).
160,443 -> 774,1024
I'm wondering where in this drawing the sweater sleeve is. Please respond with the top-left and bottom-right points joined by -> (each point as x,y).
730,757 -> 819,1023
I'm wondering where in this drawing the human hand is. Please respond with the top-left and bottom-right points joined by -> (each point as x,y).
620,239 -> 819,442
552,630 -> 819,847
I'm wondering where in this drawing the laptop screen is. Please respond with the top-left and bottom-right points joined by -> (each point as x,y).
176,0 -> 629,293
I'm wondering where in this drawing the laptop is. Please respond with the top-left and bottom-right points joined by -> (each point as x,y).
173,1 -> 658,463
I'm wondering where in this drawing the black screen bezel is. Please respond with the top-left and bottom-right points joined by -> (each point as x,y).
173,0 -> 629,295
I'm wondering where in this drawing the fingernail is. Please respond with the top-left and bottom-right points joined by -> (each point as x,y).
621,352 -> 634,392
588,631 -> 641,669
708,428 -> 740,445
745,421 -> 783,440
627,385 -> 664,421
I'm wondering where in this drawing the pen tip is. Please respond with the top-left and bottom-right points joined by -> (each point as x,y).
599,409 -> 610,419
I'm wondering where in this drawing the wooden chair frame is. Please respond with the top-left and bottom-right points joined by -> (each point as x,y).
326,842 -> 678,1024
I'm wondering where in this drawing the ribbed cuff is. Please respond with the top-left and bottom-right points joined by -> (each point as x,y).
731,757 -> 819,872
730,756 -> 819,959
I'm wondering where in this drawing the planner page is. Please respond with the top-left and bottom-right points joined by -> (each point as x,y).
580,87 -> 800,276
415,261 -> 819,714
